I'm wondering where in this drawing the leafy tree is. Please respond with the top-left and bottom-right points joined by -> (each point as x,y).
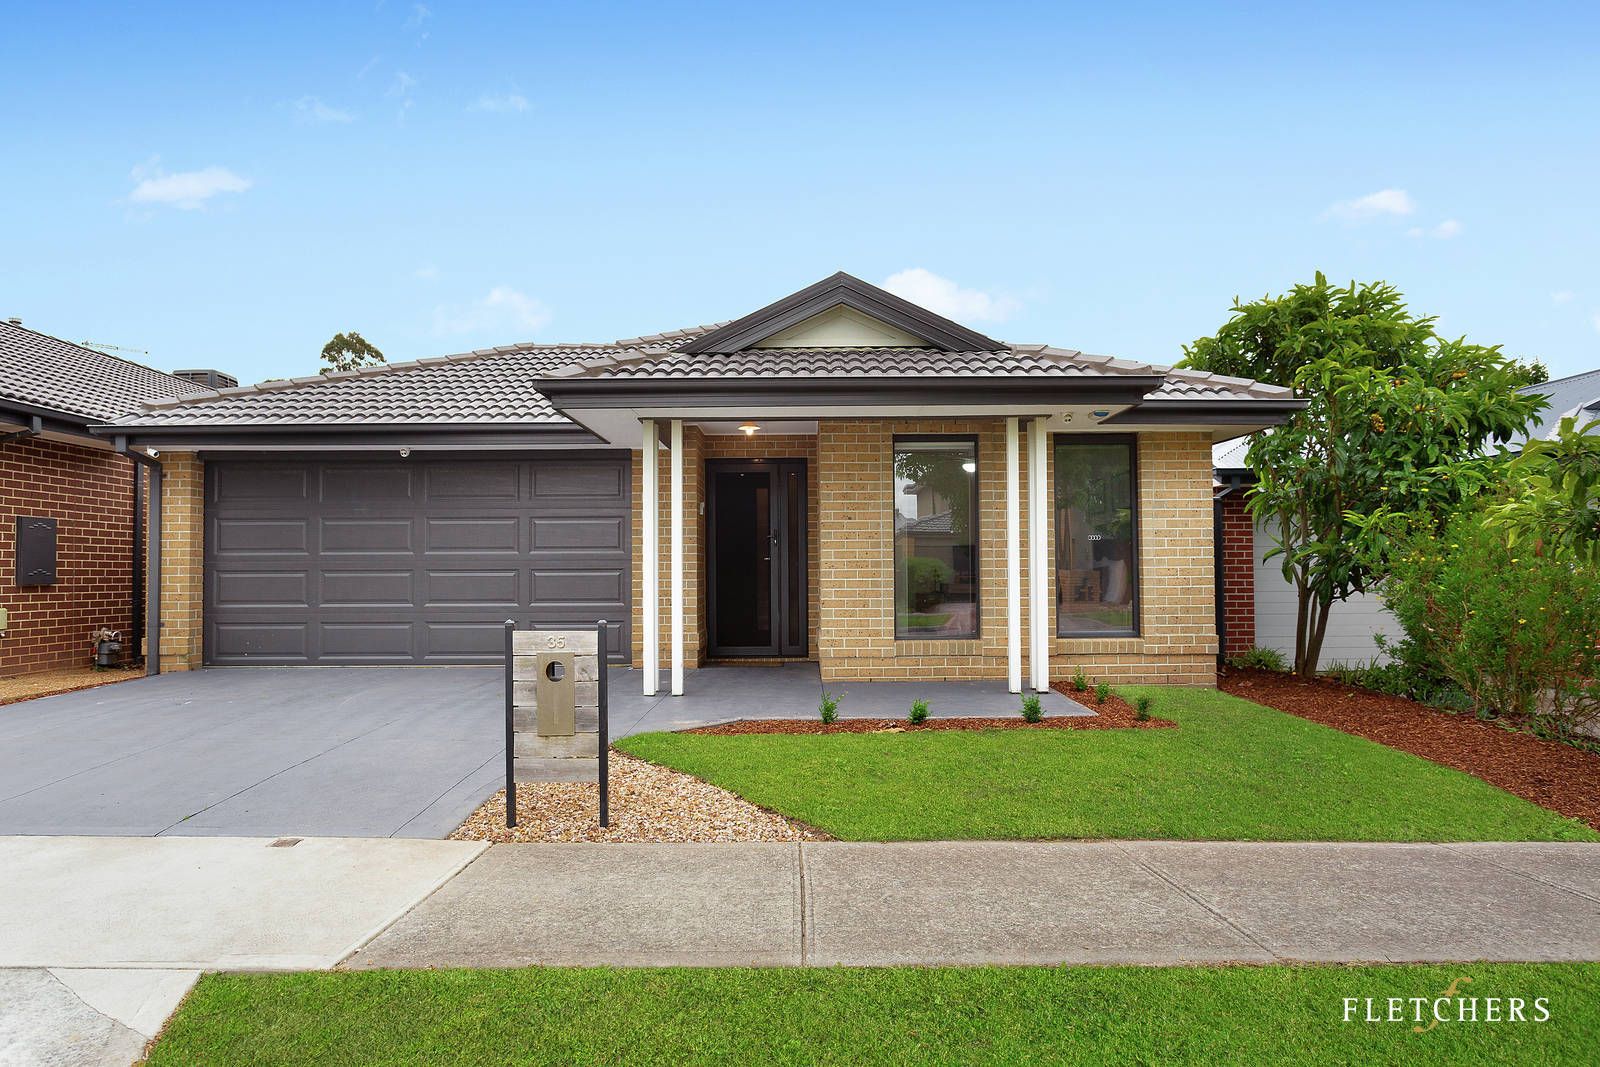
320,332 -> 385,374
1488,416 -> 1600,565
1182,273 -> 1542,676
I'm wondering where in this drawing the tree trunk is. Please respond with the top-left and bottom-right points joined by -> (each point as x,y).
1303,597 -> 1334,678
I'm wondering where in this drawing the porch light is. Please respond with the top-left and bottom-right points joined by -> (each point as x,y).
962,460 -> 976,473
739,422 -> 760,437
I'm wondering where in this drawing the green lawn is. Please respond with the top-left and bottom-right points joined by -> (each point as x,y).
146,964 -> 1599,1066
617,686 -> 1596,841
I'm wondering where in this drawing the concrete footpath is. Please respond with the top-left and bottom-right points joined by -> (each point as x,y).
3,837 -> 1599,1065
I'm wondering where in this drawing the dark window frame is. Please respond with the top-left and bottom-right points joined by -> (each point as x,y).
891,434 -> 981,641
1054,433 -> 1140,639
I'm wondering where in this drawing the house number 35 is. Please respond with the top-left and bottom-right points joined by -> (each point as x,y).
546,635 -> 566,649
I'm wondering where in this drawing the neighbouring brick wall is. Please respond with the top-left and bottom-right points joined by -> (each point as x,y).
0,437 -> 138,677
817,420 -> 1217,686
1217,488 -> 1255,657
157,452 -> 205,671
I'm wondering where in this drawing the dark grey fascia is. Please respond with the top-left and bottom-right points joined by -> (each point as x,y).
94,422 -> 606,451
679,272 -> 1004,354
537,375 -> 1166,410
1,397 -> 101,441
1099,400 -> 1306,426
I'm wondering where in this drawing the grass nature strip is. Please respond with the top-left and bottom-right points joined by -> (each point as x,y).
146,963 -> 1600,1066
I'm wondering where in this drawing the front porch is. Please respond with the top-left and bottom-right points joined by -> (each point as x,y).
606,662 -> 1093,738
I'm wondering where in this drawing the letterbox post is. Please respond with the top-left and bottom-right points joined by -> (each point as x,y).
504,619 -> 516,828
597,619 -> 610,828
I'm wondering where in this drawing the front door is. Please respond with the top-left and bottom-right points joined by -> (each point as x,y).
706,459 -> 807,657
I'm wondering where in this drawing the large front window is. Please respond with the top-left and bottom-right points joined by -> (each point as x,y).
1056,436 -> 1138,635
894,438 -> 978,638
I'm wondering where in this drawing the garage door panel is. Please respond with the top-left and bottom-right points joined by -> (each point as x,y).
321,570 -> 416,607
205,456 -> 630,665
213,518 -> 310,555
531,516 -> 625,551
210,622 -> 311,663
213,570 -> 310,608
425,463 -> 520,501
424,569 -> 520,607
212,464 -> 309,502
322,518 -> 414,554
321,465 -> 414,504
425,516 -> 520,554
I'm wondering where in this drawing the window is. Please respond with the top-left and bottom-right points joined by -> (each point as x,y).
1055,436 -> 1137,636
893,438 -> 978,638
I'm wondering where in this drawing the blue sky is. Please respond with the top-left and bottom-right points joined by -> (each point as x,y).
3,2 -> 1598,385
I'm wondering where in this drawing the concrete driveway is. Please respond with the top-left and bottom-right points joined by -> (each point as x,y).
0,668 -> 505,838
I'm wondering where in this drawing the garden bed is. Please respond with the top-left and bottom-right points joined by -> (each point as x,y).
1220,666 -> 1600,831
0,666 -> 141,707
685,694 -> 1172,736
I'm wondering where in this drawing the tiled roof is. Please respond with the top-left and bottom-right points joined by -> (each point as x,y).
1146,369 -> 1295,402
547,344 -> 1160,381
109,344 -> 625,427
0,319 -> 207,422
1511,368 -> 1600,447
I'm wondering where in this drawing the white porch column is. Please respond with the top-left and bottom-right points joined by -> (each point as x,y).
1005,416 -> 1022,693
669,418 -> 685,697
641,419 -> 659,697
1028,418 -> 1050,692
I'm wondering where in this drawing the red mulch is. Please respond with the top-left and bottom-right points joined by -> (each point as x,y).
685,692 -> 1174,735
1220,666 -> 1600,831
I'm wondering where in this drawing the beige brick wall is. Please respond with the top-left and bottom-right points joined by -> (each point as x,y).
816,420 -> 1216,686
156,452 -> 205,671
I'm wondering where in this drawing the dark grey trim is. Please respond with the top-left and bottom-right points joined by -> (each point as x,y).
892,434 -> 981,641
680,272 -> 1005,354
0,414 -> 43,446
96,426 -> 608,451
1,399 -> 100,441
540,377 -> 1164,410
705,458 -> 809,658
1054,433 -> 1140,639
1100,400 -> 1305,427
131,460 -> 144,667
119,444 -> 162,676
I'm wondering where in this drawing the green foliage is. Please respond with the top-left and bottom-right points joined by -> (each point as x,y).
1383,507 -> 1600,737
1226,646 -> 1290,672
819,692 -> 839,725
902,556 -> 955,600
1488,417 -> 1600,567
1326,637 -> 1467,711
1071,667 -> 1089,691
893,449 -> 972,536
1020,694 -> 1043,723
1094,682 -> 1111,704
1182,273 -> 1544,675
1134,695 -> 1153,721
320,331 -> 386,374
909,699 -> 929,725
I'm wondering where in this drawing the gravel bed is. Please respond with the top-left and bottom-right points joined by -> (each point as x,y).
451,752 -> 828,843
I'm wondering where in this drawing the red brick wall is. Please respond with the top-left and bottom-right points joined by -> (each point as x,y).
0,437 -> 138,676
1218,489 -> 1254,656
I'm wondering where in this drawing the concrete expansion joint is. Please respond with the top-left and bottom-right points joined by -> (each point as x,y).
1437,843 -> 1600,907
1109,841 -> 1282,961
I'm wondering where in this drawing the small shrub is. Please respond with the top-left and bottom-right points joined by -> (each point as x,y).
1071,667 -> 1089,691
909,698 -> 929,725
1094,682 -> 1110,704
1134,695 -> 1153,721
819,692 -> 839,725
1020,694 -> 1043,723
1225,646 -> 1289,672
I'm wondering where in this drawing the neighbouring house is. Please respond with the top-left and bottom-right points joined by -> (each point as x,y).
96,273 -> 1301,691
0,318 -> 210,677
1214,367 -> 1600,669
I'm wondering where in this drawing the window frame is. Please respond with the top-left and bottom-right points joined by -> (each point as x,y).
891,433 -> 981,641
1053,433 -> 1140,639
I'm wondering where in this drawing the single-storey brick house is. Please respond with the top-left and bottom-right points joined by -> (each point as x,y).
1,319 -> 208,677
98,274 -> 1301,692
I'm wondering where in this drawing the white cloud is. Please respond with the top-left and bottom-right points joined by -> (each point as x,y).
294,96 -> 355,124
1406,218 -> 1464,240
469,93 -> 530,114
404,3 -> 430,31
388,70 -> 417,117
1324,188 -> 1416,222
1552,290 -> 1575,304
128,160 -> 251,210
881,268 -> 1020,323
433,286 -> 551,337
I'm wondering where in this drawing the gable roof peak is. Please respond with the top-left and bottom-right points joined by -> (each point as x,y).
679,271 -> 1005,355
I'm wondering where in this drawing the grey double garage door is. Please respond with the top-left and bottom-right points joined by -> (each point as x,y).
204,455 -> 630,665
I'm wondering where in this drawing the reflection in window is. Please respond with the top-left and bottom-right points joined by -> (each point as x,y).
894,439 -> 978,638
1056,438 -> 1137,635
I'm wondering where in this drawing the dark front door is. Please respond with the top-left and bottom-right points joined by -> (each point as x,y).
707,459 -> 807,657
